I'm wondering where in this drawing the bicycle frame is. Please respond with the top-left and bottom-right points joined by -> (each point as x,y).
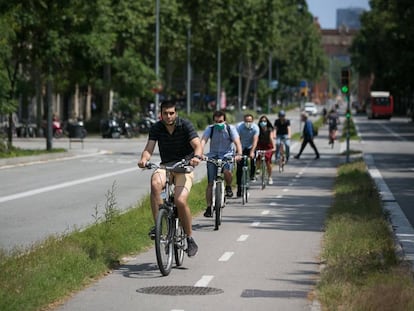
241,155 -> 250,205
145,160 -> 191,276
278,139 -> 286,173
256,150 -> 268,190
205,156 -> 233,230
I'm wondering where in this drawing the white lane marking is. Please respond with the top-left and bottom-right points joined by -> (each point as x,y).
295,174 -> 301,178
237,235 -> 249,242
251,221 -> 260,227
270,202 -> 278,206
194,275 -> 214,287
379,123 -> 406,141
261,210 -> 270,215
283,188 -> 289,192
0,167 -> 137,204
276,195 -> 283,199
0,150 -> 109,170
219,252 -> 234,262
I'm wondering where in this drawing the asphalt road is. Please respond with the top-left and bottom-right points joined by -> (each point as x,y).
2,106 -> 414,310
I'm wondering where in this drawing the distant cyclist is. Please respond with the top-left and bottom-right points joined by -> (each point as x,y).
274,110 -> 291,163
328,109 -> 340,145
256,115 -> 276,185
137,100 -> 203,257
236,113 -> 259,197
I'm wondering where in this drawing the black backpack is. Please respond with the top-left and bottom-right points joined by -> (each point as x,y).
328,115 -> 338,128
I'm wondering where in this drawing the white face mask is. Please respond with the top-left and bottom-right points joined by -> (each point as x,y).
244,122 -> 252,129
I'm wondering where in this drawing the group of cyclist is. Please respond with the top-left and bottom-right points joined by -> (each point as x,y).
137,101 -> 311,259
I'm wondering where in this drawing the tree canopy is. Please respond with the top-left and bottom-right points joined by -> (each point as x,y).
0,0 -> 326,118
351,0 -> 414,113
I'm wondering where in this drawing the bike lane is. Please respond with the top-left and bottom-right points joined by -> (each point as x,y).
56,124 -> 342,311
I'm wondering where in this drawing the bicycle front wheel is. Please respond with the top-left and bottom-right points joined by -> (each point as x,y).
261,159 -> 266,190
174,219 -> 186,267
214,181 -> 223,230
242,168 -> 248,205
279,152 -> 284,173
155,207 -> 173,276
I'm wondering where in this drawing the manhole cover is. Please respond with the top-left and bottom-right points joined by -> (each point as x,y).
137,285 -> 223,296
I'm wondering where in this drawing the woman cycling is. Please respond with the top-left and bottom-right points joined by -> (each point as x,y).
256,115 -> 276,185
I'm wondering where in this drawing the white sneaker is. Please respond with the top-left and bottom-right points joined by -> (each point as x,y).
268,177 -> 273,185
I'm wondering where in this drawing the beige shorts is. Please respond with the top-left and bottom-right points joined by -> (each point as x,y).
153,168 -> 194,192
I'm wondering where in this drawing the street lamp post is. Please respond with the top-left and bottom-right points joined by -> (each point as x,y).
155,0 -> 160,119
186,25 -> 191,115
216,46 -> 221,111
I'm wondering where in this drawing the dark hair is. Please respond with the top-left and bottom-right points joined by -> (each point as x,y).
213,110 -> 226,121
243,113 -> 254,120
258,115 -> 273,130
160,100 -> 176,111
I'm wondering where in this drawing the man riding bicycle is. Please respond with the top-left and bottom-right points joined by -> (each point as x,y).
328,109 -> 340,145
200,111 -> 242,217
137,100 -> 203,257
236,113 -> 259,197
274,110 -> 291,163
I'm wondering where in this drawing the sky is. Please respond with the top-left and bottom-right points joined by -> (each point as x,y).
307,0 -> 371,29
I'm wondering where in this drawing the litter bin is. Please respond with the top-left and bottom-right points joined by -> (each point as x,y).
67,123 -> 85,149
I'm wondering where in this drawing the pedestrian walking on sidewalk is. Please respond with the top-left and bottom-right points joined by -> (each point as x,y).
294,112 -> 320,160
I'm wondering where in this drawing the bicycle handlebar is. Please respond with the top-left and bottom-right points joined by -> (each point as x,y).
203,156 -> 234,166
144,159 -> 194,173
256,149 -> 273,155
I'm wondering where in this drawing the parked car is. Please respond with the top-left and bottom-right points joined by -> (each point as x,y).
304,102 -> 318,116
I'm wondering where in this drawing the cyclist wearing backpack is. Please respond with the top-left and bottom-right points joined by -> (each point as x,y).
201,111 -> 242,217
274,110 -> 291,163
328,109 -> 340,145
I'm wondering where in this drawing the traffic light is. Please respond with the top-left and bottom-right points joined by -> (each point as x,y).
341,68 -> 350,94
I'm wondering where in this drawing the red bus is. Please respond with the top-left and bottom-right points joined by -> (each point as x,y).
366,91 -> 393,119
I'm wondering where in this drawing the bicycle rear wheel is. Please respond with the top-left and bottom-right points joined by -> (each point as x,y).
155,207 -> 173,276
174,219 -> 186,267
214,181 -> 223,230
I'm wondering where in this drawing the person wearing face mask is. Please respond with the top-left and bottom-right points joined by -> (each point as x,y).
235,114 -> 260,197
256,115 -> 276,185
201,111 -> 243,217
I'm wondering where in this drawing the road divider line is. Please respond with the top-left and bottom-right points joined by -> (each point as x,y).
194,275 -> 214,287
218,252 -> 234,262
251,221 -> 260,227
237,235 -> 249,242
261,210 -> 270,215
0,167 -> 137,204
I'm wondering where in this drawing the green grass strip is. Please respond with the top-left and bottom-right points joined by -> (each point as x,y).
0,179 -> 207,311
317,158 -> 414,311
